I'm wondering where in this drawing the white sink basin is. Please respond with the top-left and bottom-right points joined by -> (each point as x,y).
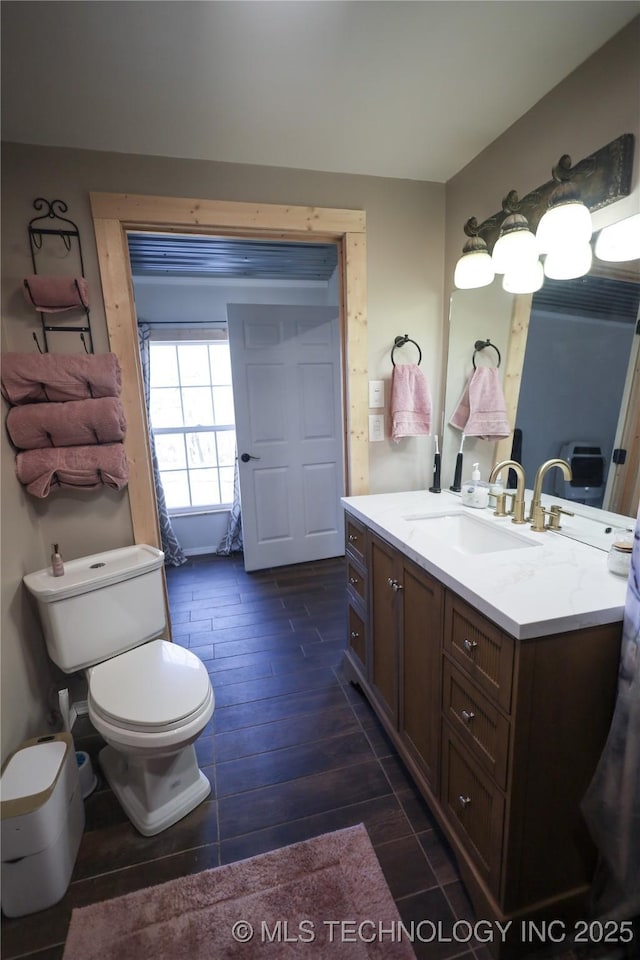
403,512 -> 540,555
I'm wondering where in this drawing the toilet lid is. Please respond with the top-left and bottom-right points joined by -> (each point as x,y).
89,640 -> 212,728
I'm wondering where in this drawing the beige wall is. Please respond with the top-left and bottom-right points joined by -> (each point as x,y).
1,145 -> 444,762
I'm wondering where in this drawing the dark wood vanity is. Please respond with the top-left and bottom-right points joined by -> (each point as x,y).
344,509 -> 623,956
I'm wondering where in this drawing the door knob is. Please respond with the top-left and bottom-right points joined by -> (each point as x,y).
240,452 -> 261,462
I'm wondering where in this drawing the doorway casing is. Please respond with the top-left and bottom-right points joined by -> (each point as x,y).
90,192 -> 368,550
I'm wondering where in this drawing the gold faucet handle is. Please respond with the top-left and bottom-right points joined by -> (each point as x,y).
547,504 -> 574,530
530,504 -> 551,532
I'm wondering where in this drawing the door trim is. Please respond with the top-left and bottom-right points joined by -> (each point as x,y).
90,192 -> 368,549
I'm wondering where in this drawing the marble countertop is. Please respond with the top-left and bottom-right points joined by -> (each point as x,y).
342,489 -> 631,640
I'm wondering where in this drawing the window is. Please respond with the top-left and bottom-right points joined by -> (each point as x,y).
149,341 -> 236,511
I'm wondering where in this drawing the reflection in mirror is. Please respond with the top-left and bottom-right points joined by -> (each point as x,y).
444,232 -> 640,517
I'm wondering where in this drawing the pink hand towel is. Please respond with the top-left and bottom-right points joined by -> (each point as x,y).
449,367 -> 510,441
1,352 -> 121,404
6,397 -> 127,450
390,364 -> 432,441
15,443 -> 129,498
23,275 -> 89,313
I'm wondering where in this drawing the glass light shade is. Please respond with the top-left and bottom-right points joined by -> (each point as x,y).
492,228 -> 539,275
594,213 -> 640,262
536,201 -> 592,254
544,242 -> 592,280
454,250 -> 495,289
502,259 -> 544,295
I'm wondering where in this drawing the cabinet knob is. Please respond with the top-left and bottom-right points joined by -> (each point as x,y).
460,709 -> 475,724
348,534 -> 358,543
350,631 -> 360,639
463,638 -> 478,653
458,795 -> 472,809
349,576 -> 359,585
387,578 -> 403,591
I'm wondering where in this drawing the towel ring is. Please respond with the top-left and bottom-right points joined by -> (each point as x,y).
391,335 -> 422,367
472,339 -> 501,368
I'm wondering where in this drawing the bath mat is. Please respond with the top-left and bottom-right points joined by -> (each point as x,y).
63,823 -> 416,959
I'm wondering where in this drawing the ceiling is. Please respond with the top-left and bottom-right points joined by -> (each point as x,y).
127,234 -> 338,281
2,1 -> 638,183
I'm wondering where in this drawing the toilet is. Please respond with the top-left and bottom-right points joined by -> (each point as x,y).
23,545 -> 214,837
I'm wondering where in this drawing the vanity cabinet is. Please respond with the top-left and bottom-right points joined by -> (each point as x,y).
345,515 -> 368,676
343,509 -> 621,954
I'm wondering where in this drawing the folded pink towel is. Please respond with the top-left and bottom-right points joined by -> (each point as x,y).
1,352 -> 121,404
15,443 -> 129,498
6,398 -> 126,450
23,275 -> 89,313
390,363 -> 432,441
449,366 -> 510,441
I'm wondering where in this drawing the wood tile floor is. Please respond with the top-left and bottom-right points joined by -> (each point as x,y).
2,555 -> 636,960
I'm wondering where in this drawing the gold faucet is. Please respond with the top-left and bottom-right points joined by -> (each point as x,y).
488,460 -> 527,524
529,459 -> 572,531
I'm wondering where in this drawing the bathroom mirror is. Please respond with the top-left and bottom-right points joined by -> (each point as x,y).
442,225 -> 640,518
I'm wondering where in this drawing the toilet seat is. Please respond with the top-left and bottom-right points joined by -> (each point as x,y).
89,638 -> 211,730
88,640 -> 214,755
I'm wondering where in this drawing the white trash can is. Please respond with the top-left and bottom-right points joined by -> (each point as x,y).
1,732 -> 85,917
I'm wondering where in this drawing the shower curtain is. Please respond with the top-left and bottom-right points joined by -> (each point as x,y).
137,324 -> 187,567
582,502 -> 640,919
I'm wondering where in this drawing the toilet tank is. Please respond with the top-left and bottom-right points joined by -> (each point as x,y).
23,545 -> 166,673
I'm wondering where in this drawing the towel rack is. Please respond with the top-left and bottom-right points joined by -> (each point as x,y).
391,334 -> 422,367
26,198 -> 94,354
472,339 -> 501,368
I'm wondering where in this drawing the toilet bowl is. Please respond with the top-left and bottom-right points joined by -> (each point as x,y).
87,639 -> 215,836
23,545 -> 215,837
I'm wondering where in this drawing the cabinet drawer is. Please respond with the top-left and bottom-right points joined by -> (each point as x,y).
347,602 -> 367,672
442,658 -> 509,789
441,722 -> 505,896
444,594 -> 514,712
345,515 -> 366,565
346,558 -> 366,603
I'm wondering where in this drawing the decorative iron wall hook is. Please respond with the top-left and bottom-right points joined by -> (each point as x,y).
26,197 -> 93,353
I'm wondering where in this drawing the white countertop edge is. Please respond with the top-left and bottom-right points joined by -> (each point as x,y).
342,491 -> 628,641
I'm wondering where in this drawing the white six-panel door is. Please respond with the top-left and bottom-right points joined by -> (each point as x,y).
227,304 -> 344,572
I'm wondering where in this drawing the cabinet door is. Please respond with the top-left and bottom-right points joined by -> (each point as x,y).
368,532 -> 399,724
400,557 -> 443,789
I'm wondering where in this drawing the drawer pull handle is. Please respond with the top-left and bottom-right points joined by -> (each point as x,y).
349,576 -> 359,585
348,534 -> 358,543
463,638 -> 478,653
350,631 -> 360,640
458,795 -> 472,809
460,709 -> 475,724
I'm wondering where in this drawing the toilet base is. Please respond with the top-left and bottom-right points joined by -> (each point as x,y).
99,744 -> 211,837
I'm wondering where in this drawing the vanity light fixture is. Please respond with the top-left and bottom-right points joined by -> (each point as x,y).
491,191 -> 539,275
453,219 -> 495,290
452,134 -> 634,292
595,212 -> 640,262
536,154 -> 593,256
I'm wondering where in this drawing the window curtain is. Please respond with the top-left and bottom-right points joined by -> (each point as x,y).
137,323 -> 187,567
216,452 -> 243,555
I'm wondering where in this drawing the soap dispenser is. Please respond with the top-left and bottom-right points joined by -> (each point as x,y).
461,463 -> 489,509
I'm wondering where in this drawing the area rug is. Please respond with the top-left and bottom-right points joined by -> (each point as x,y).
63,823 -> 416,959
